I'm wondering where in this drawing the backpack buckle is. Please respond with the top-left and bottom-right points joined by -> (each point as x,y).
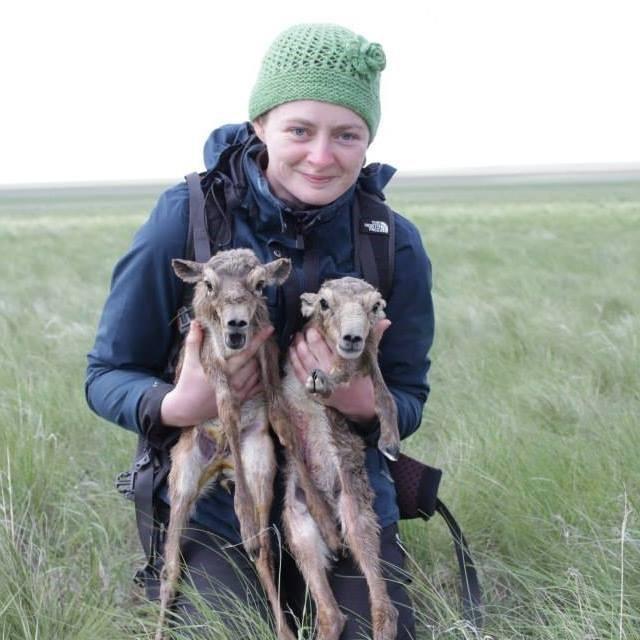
134,450 -> 152,470
177,306 -> 193,335
115,470 -> 136,501
115,451 -> 152,501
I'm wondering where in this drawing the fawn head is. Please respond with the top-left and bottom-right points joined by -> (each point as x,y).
301,277 -> 386,360
173,249 -> 291,355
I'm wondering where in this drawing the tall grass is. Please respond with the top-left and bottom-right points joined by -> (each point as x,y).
1,178 -> 638,638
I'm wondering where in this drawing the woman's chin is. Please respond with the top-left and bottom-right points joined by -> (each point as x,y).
288,180 -> 346,208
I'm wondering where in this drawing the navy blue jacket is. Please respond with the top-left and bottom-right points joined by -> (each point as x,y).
86,123 -> 434,542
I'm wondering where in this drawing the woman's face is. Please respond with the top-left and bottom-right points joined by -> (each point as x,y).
253,100 -> 370,208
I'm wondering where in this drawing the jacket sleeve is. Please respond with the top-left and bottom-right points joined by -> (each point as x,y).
84,184 -> 189,435
373,214 -> 434,440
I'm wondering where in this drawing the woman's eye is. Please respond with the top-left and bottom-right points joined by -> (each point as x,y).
290,127 -> 308,137
339,132 -> 356,141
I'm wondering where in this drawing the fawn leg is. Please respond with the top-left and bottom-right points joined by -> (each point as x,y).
373,381 -> 399,461
364,346 -> 400,462
292,459 -> 341,557
272,395 -> 342,556
219,398 -> 259,558
156,439 -> 204,640
304,360 -> 355,399
336,476 -> 398,640
260,342 -> 292,451
241,419 -> 296,640
283,473 -> 346,640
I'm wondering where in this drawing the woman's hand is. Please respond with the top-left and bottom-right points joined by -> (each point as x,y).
160,321 -> 272,427
288,321 -> 390,423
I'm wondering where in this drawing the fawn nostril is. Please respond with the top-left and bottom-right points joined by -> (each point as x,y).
227,319 -> 247,329
343,334 -> 363,346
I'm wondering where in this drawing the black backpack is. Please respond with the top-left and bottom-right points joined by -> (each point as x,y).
116,143 -> 483,627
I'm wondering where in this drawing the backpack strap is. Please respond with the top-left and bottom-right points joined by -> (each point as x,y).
173,172 -> 216,340
353,188 -> 396,299
180,160 -> 244,335
115,438 -> 162,586
435,498 -> 483,628
186,171 -> 212,264
389,453 -> 483,628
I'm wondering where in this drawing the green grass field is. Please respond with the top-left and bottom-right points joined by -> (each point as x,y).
1,175 -> 638,639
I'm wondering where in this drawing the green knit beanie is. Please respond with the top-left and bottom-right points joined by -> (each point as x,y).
249,23 -> 386,139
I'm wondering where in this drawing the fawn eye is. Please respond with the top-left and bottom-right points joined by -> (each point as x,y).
319,298 -> 329,311
372,302 -> 380,312
255,280 -> 265,292
205,280 -> 213,292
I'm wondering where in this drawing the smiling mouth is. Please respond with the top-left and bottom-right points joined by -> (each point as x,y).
301,173 -> 335,184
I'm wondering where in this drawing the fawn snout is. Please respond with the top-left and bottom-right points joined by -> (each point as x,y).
222,307 -> 250,350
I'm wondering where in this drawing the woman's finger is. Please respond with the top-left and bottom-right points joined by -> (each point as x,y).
229,357 -> 259,392
288,345 -> 309,385
180,321 -> 204,376
238,369 -> 260,396
292,332 -> 318,372
373,318 -> 391,342
305,328 -> 333,370
243,380 -> 263,402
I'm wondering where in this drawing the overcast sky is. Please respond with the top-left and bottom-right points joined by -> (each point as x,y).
1,0 -> 639,185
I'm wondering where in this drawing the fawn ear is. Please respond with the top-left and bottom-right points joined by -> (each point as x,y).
300,292 -> 318,318
247,264 -> 267,293
172,259 -> 203,283
368,291 -> 387,318
263,258 -> 292,286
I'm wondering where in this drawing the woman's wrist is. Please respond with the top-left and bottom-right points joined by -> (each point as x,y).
159,389 -> 185,426
330,375 -> 377,423
342,403 -> 377,424
160,388 -> 219,427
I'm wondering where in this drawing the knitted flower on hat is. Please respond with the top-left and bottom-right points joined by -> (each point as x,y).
249,23 -> 386,139
347,35 -> 386,80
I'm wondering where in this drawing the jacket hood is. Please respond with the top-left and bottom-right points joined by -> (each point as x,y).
202,122 -> 396,198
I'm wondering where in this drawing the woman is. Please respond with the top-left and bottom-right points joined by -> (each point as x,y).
86,23 -> 434,639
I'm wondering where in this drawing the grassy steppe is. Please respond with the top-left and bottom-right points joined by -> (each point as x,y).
1,177 -> 638,639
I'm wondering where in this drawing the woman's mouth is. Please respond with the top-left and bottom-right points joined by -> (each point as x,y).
301,172 -> 335,185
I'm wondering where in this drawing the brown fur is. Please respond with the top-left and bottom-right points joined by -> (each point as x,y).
281,277 -> 400,640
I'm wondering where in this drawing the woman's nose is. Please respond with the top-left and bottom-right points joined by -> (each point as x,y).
306,136 -> 334,167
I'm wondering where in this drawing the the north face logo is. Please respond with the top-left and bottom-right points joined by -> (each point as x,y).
362,220 -> 389,234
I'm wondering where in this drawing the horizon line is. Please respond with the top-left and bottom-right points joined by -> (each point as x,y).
1,161 -> 639,191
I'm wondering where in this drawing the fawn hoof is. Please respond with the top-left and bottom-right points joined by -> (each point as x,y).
319,611 -> 347,640
328,544 -> 348,563
247,546 -> 259,563
241,531 -> 260,562
243,539 -> 260,562
379,442 -> 400,461
375,605 -> 399,640
305,369 -> 330,396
